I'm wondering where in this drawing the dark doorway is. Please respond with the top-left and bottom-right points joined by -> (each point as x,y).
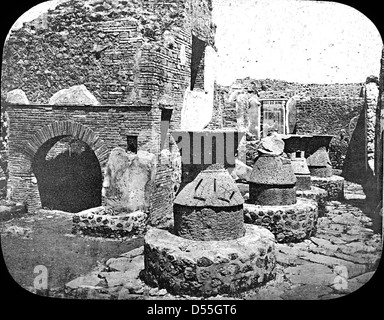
32,136 -> 102,213
190,35 -> 206,90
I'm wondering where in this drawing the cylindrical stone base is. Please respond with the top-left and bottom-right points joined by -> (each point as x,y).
296,186 -> 328,217
249,183 -> 296,205
142,224 -> 276,297
295,175 -> 312,191
173,204 -> 245,241
244,198 -> 318,243
310,175 -> 344,201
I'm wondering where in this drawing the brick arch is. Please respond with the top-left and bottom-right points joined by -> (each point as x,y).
24,120 -> 109,167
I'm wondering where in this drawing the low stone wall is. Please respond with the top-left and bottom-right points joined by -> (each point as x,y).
244,198 -> 318,243
72,206 -> 147,238
141,224 -> 276,297
311,175 -> 344,201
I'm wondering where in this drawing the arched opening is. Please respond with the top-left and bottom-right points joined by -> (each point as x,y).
32,135 -> 102,212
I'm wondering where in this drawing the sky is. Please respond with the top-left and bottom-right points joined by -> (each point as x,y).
212,0 -> 383,85
6,0 -> 384,86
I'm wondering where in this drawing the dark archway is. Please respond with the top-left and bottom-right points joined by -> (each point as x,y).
32,136 -> 102,212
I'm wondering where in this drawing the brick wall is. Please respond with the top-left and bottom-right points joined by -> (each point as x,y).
1,0 -> 215,226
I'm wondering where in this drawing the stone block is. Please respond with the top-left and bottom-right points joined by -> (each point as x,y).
72,206 -> 147,238
5,89 -> 30,104
231,159 -> 252,182
102,148 -> 157,213
49,84 -> 100,105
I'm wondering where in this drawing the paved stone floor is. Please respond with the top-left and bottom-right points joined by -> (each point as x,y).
30,181 -> 382,300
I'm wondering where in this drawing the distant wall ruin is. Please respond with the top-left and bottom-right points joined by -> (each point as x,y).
214,79 -> 364,170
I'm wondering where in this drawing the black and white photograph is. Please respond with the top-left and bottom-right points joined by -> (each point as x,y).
0,0 -> 383,306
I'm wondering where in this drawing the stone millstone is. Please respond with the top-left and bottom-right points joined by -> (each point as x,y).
311,175 -> 345,201
174,166 -> 244,241
249,155 -> 296,185
249,184 -> 297,206
307,145 -> 333,177
174,166 -> 244,207
258,133 -> 285,155
306,135 -> 334,178
244,198 -> 318,243
141,224 -> 276,297
249,154 -> 297,206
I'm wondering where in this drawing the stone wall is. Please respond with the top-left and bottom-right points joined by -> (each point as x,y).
2,0 -> 215,106
2,0 -> 215,226
215,79 -> 364,169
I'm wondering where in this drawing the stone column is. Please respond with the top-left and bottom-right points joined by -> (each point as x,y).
364,76 -> 380,210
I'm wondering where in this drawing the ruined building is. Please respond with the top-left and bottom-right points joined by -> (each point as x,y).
1,0 -> 216,226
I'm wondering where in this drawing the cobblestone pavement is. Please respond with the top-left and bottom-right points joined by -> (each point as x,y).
33,182 -> 382,300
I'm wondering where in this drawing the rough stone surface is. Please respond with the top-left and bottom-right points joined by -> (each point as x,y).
102,148 -> 157,213
174,166 -> 244,207
249,184 -> 297,206
5,89 -> 30,104
295,175 -> 312,191
72,206 -> 147,238
306,135 -> 334,178
296,186 -> 328,217
61,183 -> 381,300
49,84 -> 100,105
141,224 -> 276,297
249,155 -> 296,185
244,198 -> 318,243
174,205 -> 245,241
0,200 -> 28,221
311,175 -> 344,201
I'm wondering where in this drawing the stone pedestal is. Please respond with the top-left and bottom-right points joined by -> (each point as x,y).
244,198 -> 318,243
142,130 -> 277,296
311,175 -> 345,201
142,224 -> 276,297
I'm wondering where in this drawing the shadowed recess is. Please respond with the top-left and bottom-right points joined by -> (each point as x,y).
32,136 -> 102,212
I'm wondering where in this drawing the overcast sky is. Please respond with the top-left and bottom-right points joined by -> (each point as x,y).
212,0 -> 383,85
7,0 -> 383,86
